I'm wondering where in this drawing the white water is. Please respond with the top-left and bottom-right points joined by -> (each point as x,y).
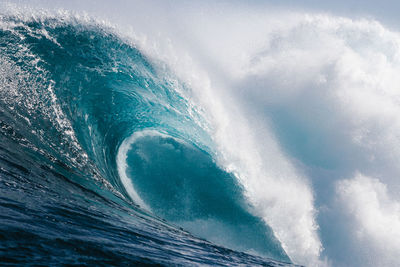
6,1 -> 400,266
130,10 -> 400,267
116,131 -> 158,212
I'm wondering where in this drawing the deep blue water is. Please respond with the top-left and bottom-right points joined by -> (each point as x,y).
0,14 -> 297,266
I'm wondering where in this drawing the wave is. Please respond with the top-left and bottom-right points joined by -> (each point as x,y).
0,11 -> 292,266
4,3 -> 400,267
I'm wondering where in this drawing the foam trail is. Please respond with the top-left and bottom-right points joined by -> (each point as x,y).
117,131 -> 155,211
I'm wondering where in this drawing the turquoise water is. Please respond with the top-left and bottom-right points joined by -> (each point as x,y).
0,14 -> 294,266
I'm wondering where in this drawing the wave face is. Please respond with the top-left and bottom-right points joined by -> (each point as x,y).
0,13 -> 293,266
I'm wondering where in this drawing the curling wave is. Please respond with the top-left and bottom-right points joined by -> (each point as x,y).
0,12 -> 291,266
4,4 -> 400,266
